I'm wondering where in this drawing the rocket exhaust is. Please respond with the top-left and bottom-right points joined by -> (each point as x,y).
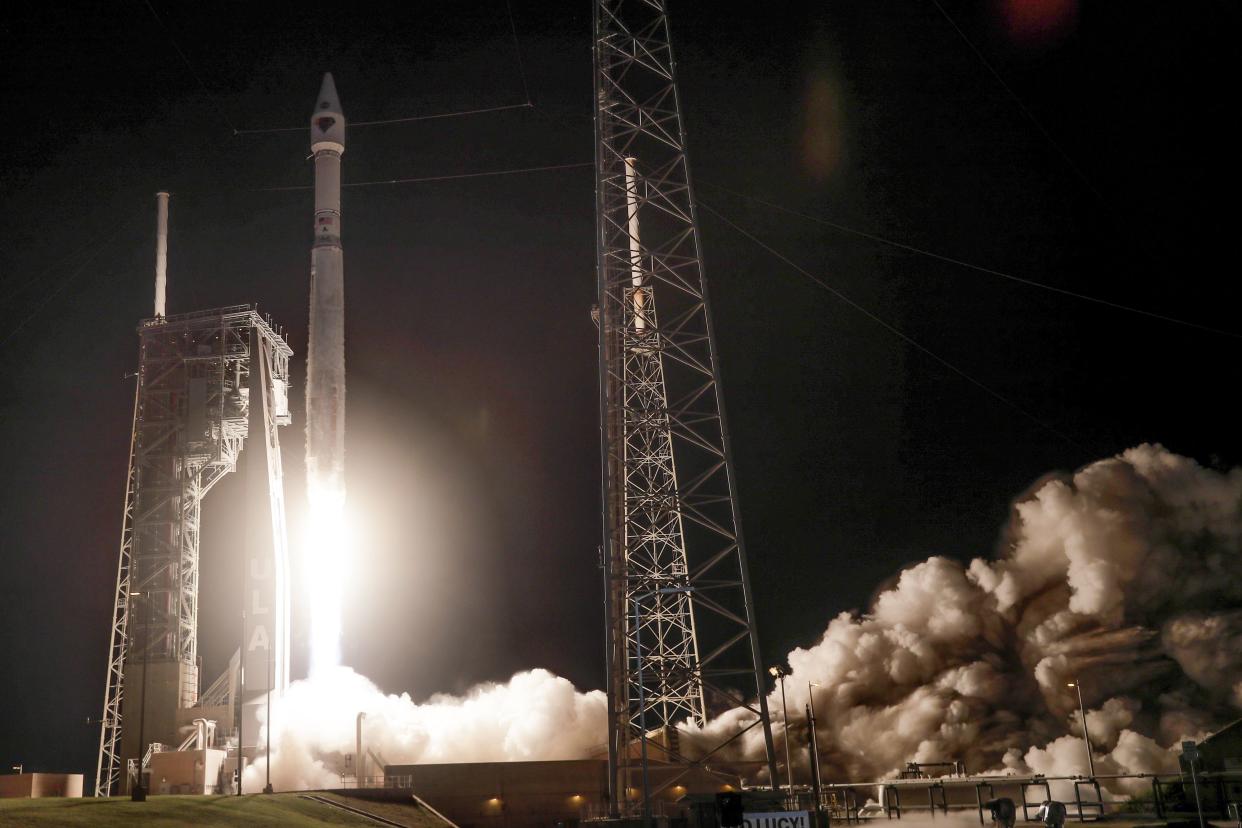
305,73 -> 349,675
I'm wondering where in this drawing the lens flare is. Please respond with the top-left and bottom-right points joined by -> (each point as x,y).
305,478 -> 349,676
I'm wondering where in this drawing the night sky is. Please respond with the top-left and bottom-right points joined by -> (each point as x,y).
1,1 -> 1238,776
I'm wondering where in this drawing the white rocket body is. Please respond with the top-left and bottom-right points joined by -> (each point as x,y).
306,73 -> 346,493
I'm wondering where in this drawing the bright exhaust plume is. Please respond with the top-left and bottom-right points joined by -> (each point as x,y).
305,478 -> 349,676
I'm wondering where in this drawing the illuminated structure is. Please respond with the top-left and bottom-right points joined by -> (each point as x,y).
95,196 -> 293,797
592,0 -> 778,809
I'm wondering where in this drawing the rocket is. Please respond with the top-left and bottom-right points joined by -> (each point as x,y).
306,73 -> 346,494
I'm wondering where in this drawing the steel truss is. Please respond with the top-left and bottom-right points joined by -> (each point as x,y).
95,305 -> 292,797
592,0 -> 778,810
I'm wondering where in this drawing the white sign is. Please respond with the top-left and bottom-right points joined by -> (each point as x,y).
742,812 -> 811,828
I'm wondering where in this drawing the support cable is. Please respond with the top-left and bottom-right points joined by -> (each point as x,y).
2,211 -> 148,347
236,0 -> 533,136
2,222 -> 122,299
700,180 -> 1241,340
252,160 -> 592,192
926,0 -> 1106,207
503,0 -> 533,105
234,102 -> 533,135
699,200 -> 1090,454
141,0 -> 238,134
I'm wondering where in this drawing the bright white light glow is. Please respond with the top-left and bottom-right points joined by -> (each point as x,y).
305,478 -> 350,676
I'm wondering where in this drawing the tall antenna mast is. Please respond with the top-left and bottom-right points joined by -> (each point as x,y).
592,0 -> 778,811
154,192 -> 169,318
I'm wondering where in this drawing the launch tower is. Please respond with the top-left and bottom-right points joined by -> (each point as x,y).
592,0 -> 778,810
95,199 -> 294,797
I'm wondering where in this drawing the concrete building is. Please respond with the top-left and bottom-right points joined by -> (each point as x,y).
147,748 -> 228,795
384,759 -> 742,828
0,773 -> 83,798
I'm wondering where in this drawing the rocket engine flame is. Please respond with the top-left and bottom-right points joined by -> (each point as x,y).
305,480 -> 349,676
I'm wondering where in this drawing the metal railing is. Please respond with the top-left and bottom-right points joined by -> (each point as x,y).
337,775 -> 388,789
809,771 -> 1242,823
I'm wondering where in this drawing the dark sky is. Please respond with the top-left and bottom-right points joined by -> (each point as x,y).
1,1 -> 1238,776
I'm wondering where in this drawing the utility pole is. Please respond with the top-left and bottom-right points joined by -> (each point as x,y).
806,702 -> 823,828
1067,680 -> 1096,778
770,666 -> 795,795
263,646 -> 273,794
1182,741 -> 1205,828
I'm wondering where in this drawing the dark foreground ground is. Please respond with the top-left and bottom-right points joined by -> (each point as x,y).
0,790 -> 448,826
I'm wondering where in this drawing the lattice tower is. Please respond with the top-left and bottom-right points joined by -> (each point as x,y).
95,305 -> 292,796
592,0 -> 778,811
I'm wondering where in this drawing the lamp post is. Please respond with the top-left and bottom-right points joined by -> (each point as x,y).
632,586 -> 693,826
263,641 -> 274,794
807,682 -> 824,828
769,666 -> 794,796
131,590 -> 151,802
805,704 -> 822,828
1181,741 -> 1206,828
1066,680 -> 1096,778
238,541 -> 247,797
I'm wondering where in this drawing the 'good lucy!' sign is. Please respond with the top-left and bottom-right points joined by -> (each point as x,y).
741,812 -> 811,828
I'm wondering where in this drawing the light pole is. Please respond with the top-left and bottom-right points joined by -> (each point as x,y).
238,543 -> 247,797
769,666 -> 794,796
1182,741 -> 1206,828
632,586 -> 693,826
1066,680 -> 1096,778
807,682 -> 824,828
356,712 -> 367,786
131,590 -> 151,802
263,642 -> 274,794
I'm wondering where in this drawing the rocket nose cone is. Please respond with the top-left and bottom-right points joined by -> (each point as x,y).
314,72 -> 343,117
311,72 -> 346,149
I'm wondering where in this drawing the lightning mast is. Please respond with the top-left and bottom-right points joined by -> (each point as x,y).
592,0 -> 778,809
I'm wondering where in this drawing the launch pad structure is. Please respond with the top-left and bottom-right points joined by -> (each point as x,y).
593,0 -> 778,812
95,296 -> 294,797
96,75 -> 339,800
92,2 -> 782,799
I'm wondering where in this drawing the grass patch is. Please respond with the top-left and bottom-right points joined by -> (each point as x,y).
0,792 -> 379,826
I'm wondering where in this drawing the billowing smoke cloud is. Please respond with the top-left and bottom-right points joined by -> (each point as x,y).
248,445 -> 1242,792
245,668 -> 607,791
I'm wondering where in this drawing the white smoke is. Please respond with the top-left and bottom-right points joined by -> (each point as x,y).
244,667 -> 607,791
745,444 -> 1242,793
249,444 -> 1242,792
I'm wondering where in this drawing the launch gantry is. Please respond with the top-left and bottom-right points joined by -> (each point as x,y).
96,303 -> 293,797
592,0 -> 778,811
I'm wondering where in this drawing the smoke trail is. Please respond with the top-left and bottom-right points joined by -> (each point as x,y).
252,445 -> 1242,791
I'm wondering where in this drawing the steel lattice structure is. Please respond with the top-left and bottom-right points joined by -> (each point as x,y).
95,305 -> 292,797
593,0 -> 778,810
